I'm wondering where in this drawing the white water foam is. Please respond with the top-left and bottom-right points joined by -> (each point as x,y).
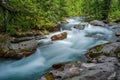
0,18 -> 114,80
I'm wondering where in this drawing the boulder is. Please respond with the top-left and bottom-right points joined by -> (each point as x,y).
90,20 -> 106,26
61,19 -> 68,24
51,35 -> 58,41
52,63 -> 65,71
116,63 -> 120,80
73,23 -> 85,30
0,34 -> 38,59
101,42 -> 120,57
39,42 -> 120,80
11,36 -> 35,43
115,32 -> 120,36
39,60 -> 117,80
85,43 -> 108,62
51,32 -> 67,41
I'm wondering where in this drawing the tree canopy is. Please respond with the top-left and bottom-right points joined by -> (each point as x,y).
0,0 -> 120,34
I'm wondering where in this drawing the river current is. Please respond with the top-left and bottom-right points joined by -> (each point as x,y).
0,17 -> 114,80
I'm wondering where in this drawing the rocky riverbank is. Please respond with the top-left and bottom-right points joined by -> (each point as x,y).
0,26 -> 60,59
39,42 -> 120,80
0,31 -> 46,59
0,19 -> 120,80
39,21 -> 120,80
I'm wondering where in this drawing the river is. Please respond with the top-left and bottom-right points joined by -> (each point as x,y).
0,17 -> 114,80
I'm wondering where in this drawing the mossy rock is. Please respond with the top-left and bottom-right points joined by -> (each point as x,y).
85,43 -> 111,59
0,34 -> 9,44
45,73 -> 55,80
11,38 -> 33,43
115,48 -> 120,58
51,32 -> 67,41
89,44 -> 107,52
40,30 -> 50,36
11,32 -> 34,38
87,53 -> 101,59
61,18 -> 68,24
0,46 -> 5,56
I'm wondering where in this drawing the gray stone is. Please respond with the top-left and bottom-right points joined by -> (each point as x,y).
90,20 -> 106,26
73,23 -> 86,30
39,60 -> 118,80
115,32 -> 120,36
101,42 -> 120,57
97,56 -> 118,63
10,39 -> 38,50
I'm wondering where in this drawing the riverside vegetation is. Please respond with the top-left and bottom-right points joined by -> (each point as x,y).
0,0 -> 120,80
0,0 -> 120,35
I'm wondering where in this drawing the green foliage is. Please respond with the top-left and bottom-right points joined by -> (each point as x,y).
0,0 -> 120,34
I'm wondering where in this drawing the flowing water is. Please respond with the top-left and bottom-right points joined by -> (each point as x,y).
0,17 -> 114,80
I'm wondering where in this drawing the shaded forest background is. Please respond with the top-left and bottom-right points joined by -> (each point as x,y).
0,0 -> 120,35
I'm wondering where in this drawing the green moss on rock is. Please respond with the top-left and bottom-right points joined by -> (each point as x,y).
115,48 -> 120,58
45,73 -> 55,80
0,46 -> 5,55
85,43 -> 111,59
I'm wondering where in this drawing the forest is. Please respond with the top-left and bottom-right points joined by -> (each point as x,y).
0,0 -> 120,80
0,0 -> 120,35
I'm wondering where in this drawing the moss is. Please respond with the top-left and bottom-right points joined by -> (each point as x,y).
0,46 -> 5,56
88,53 -> 101,59
90,43 -> 110,52
0,34 -> 8,44
39,30 -> 50,36
11,32 -> 33,38
85,43 -> 111,59
45,73 -> 54,80
115,48 -> 120,57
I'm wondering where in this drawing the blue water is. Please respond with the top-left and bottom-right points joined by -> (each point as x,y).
0,17 -> 114,80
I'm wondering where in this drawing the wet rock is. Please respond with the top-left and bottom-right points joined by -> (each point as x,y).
39,62 -> 82,80
116,63 -> 120,80
0,34 -> 38,59
85,42 -> 120,58
11,37 -> 35,43
0,47 -> 36,59
52,63 -> 65,71
39,60 -> 117,80
85,44 -> 108,60
61,20 -> 68,24
97,56 -> 118,63
101,42 -> 120,57
73,23 -> 85,30
10,39 -> 38,50
1,49 -> 22,59
45,73 -> 55,80
22,51 -> 35,57
51,35 -> 58,41
51,32 -> 67,41
39,41 -> 120,80
90,20 -> 106,26
0,46 -> 5,56
115,32 -> 120,36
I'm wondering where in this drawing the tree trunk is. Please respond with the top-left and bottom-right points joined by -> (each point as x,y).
0,0 -> 7,32
101,0 -> 112,20
2,8 -> 7,32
